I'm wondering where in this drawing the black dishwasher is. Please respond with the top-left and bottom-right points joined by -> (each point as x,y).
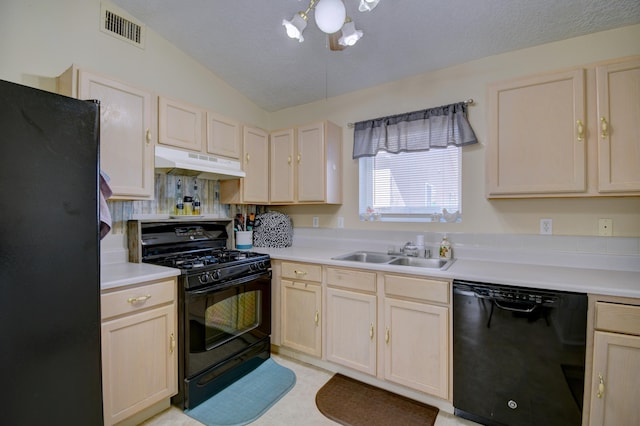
453,280 -> 587,426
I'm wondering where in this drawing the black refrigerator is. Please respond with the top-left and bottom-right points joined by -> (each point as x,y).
0,80 -> 103,424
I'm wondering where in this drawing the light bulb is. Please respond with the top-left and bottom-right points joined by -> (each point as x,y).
314,0 -> 346,34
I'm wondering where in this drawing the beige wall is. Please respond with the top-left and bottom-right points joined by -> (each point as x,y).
1,1 -> 639,237
269,25 -> 640,237
0,0 -> 268,129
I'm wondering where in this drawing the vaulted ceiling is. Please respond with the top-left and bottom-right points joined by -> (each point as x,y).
111,0 -> 640,112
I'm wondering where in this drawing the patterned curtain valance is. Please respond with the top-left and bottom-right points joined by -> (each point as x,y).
352,102 -> 478,159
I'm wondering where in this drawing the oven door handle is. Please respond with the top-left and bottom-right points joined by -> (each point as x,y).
493,299 -> 537,313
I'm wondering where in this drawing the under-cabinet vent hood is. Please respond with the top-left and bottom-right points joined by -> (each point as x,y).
155,146 -> 245,180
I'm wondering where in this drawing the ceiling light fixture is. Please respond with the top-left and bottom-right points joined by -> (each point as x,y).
358,0 -> 380,12
338,18 -> 363,46
282,0 -> 379,49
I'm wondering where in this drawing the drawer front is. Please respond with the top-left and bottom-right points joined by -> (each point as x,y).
281,262 -> 322,282
384,274 -> 450,304
101,279 -> 176,320
595,302 -> 640,336
326,267 -> 376,293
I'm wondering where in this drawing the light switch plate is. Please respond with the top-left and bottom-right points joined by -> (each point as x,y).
598,218 -> 613,236
312,216 -> 319,228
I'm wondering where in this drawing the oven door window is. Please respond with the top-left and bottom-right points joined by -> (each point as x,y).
205,289 -> 261,349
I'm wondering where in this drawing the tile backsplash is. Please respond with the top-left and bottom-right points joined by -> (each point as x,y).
106,173 -> 229,234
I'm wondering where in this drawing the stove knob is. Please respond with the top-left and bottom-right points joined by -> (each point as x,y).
211,270 -> 221,281
257,261 -> 267,270
198,273 -> 211,284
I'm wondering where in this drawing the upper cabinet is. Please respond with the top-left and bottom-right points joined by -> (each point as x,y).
487,56 -> 640,198
241,126 -> 270,204
158,96 -> 241,160
207,111 -> 241,159
270,128 -> 295,204
58,66 -> 154,200
158,96 -> 203,151
596,58 -> 640,193
296,121 -> 342,204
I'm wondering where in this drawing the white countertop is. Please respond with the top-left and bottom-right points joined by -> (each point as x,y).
253,246 -> 640,299
101,262 -> 180,291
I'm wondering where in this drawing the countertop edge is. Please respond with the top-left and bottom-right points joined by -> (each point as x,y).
101,262 -> 181,291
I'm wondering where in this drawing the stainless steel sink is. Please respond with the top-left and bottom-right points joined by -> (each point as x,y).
331,251 -> 454,270
331,251 -> 397,263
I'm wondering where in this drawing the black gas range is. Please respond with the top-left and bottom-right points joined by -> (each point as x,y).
129,219 -> 272,409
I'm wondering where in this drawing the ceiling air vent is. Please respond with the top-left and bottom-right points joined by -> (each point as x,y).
100,3 -> 145,48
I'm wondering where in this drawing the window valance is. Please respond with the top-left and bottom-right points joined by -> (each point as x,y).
352,101 -> 478,159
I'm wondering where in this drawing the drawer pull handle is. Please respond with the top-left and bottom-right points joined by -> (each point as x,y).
597,373 -> 605,398
385,327 -> 390,344
314,310 -> 319,325
294,270 -> 308,276
576,120 -> 585,141
600,117 -> 609,139
127,294 -> 152,304
170,333 -> 176,353
369,323 -> 374,339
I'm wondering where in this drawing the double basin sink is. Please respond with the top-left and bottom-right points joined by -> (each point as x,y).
331,251 -> 455,271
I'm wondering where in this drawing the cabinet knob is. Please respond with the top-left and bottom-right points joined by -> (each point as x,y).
170,332 -> 176,353
145,128 -> 152,144
246,153 -> 250,163
287,156 -> 292,165
314,310 -> 319,326
600,117 -> 609,139
576,120 -> 585,141
385,327 -> 390,343
597,373 -> 605,398
297,154 -> 301,164
369,323 -> 374,339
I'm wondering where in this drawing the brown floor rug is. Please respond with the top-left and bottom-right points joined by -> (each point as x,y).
315,373 -> 439,426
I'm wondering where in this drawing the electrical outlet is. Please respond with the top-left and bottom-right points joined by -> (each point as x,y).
598,218 -> 613,236
337,217 -> 344,228
540,218 -> 553,235
312,216 -> 319,228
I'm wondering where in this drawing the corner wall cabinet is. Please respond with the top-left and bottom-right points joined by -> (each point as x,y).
57,65 -> 155,200
280,262 -> 323,357
487,56 -> 640,198
587,299 -> 640,426
100,278 -> 177,426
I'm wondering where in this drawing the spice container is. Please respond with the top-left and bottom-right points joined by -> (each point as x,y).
175,179 -> 184,215
183,196 -> 193,215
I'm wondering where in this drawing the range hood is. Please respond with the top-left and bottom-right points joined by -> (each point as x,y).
155,146 -> 245,180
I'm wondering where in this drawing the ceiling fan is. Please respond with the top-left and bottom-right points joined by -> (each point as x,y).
282,0 -> 379,50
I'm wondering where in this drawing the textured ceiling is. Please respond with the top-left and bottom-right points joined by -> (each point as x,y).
111,0 -> 640,112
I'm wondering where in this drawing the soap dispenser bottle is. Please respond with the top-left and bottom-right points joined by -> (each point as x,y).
439,235 -> 452,259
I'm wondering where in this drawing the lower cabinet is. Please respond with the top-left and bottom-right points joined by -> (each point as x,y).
101,278 -> 177,426
280,262 -> 323,357
323,266 -> 450,400
326,267 -> 377,375
588,300 -> 640,426
383,275 -> 449,400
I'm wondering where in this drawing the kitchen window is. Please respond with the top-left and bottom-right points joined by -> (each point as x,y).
359,147 -> 461,222
353,101 -> 477,223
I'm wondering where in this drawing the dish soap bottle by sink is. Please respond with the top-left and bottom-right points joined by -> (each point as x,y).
439,235 -> 452,259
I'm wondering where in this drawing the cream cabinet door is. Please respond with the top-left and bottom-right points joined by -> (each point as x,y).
101,303 -> 176,426
487,69 -> 586,196
596,58 -> 640,193
242,126 -> 269,203
158,96 -> 203,151
281,279 -> 322,357
297,122 -> 326,202
270,128 -> 295,203
78,70 -> 154,199
589,331 -> 640,426
326,287 -> 377,375
383,297 -> 448,399
207,111 -> 240,159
